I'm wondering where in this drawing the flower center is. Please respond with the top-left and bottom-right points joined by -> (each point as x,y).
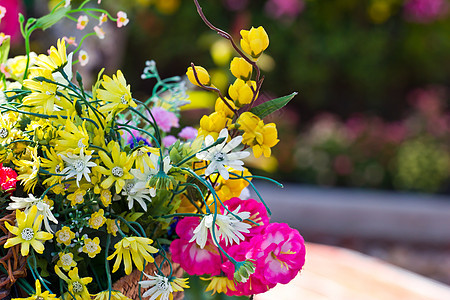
61,254 -> 73,265
21,228 -> 34,241
86,242 -> 98,252
0,127 -> 8,138
74,160 -> 85,172
36,296 -> 44,300
58,231 -> 70,242
92,217 -> 103,227
55,164 -> 61,173
213,152 -> 226,162
157,280 -> 170,291
137,149 -> 144,156
120,94 -> 128,105
72,281 -> 83,293
112,166 -> 124,177
125,183 -> 134,192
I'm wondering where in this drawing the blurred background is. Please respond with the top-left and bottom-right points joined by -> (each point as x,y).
2,0 -> 450,298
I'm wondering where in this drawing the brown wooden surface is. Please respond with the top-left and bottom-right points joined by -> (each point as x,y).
255,243 -> 450,300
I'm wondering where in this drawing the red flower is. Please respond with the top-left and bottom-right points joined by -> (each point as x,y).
0,164 -> 18,193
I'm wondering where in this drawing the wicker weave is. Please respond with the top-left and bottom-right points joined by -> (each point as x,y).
0,211 -> 27,299
112,255 -> 184,300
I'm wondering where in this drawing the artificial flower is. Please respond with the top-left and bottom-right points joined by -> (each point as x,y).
138,273 -> 189,300
7,194 -> 58,233
198,112 -> 231,141
88,209 -> 106,229
55,226 -> 75,246
214,97 -> 236,118
77,15 -> 89,30
149,106 -> 179,132
96,70 -> 136,114
116,11 -> 129,28
12,279 -> 59,300
196,128 -> 249,180
107,236 -> 158,275
202,276 -> 236,295
121,179 -> 156,211
96,141 -> 134,193
55,266 -> 92,300
82,237 -> 101,258
67,189 -> 86,206
94,25 -> 105,39
230,57 -> 253,81
78,50 -> 89,66
60,149 -> 97,186
240,26 -> 269,59
35,38 -> 68,72
186,65 -> 211,87
228,79 -> 257,107
94,291 -> 131,300
178,126 -> 198,140
57,252 -> 77,271
4,206 -> 53,256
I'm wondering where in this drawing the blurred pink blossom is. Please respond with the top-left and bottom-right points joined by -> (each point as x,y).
404,0 -> 449,23
265,0 -> 305,20
0,0 -> 24,44
162,135 -> 177,147
149,107 -> 179,132
178,126 -> 198,140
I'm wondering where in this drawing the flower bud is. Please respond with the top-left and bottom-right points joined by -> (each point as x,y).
240,26 -> 269,59
228,79 -> 257,107
214,97 -> 236,118
230,57 -> 252,81
186,65 -> 211,87
233,260 -> 256,283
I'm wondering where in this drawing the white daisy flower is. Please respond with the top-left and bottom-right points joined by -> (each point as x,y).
196,128 -> 249,180
139,272 -> 173,300
132,153 -> 172,184
60,149 -> 97,186
121,178 -> 156,211
189,206 -> 251,248
216,205 -> 251,246
7,194 -> 58,233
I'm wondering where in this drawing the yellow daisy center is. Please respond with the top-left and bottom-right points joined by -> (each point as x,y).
0,128 -> 9,138
85,241 -> 98,253
21,228 -> 34,241
112,166 -> 124,177
72,281 -> 83,293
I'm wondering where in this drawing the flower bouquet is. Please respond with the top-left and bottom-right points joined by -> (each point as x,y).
0,0 -> 305,299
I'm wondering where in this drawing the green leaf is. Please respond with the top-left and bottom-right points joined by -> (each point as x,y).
34,6 -> 70,31
250,92 -> 297,119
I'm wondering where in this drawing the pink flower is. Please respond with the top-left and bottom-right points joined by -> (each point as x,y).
221,198 -> 270,239
0,6 -> 6,20
0,164 -> 17,193
404,0 -> 449,23
99,13 -> 107,25
77,15 -> 89,30
265,0 -> 305,20
149,107 -> 179,132
249,223 -> 306,285
178,126 -> 198,140
63,36 -> 78,46
0,0 -> 24,44
116,11 -> 129,28
94,25 -> 105,39
162,135 -> 177,147
78,50 -> 89,66
221,241 -> 275,296
170,217 -> 222,276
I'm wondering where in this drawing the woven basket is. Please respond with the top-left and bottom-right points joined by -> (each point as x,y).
112,255 -> 184,300
0,212 -> 27,300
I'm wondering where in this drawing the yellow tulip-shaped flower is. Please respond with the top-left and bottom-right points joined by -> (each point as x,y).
198,112 -> 231,141
13,279 -> 59,300
4,205 -> 53,256
228,79 -> 257,107
35,39 -> 68,71
55,266 -> 92,300
95,141 -> 134,193
96,70 -> 136,115
186,65 -> 211,87
214,97 -> 236,118
107,236 -> 158,275
240,26 -> 269,59
237,112 -> 279,158
230,57 -> 253,81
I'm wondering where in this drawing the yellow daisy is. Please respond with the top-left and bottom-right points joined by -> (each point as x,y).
55,226 -> 75,246
55,266 -> 92,300
82,237 -> 101,258
4,205 -> 53,256
96,70 -> 136,115
35,38 -> 68,72
107,236 -> 158,275
95,141 -> 134,193
12,279 -> 59,300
